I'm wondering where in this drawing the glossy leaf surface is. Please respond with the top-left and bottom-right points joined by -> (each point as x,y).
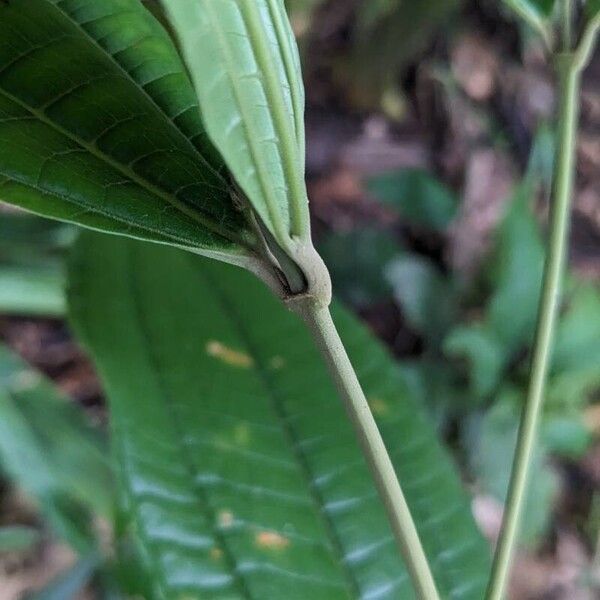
161,0 -> 309,250
70,233 -> 491,600
0,0 -> 251,255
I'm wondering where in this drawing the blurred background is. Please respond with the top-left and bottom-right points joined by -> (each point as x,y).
1,0 -> 599,598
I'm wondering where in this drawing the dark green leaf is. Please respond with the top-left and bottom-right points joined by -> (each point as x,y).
553,282 -> 600,374
161,0 -> 310,254
398,359 -> 466,426
546,282 -> 600,410
0,344 -> 113,550
0,525 -> 40,553
486,186 -> 545,354
444,326 -> 506,399
542,416 -> 592,459
386,255 -> 457,342
0,0 -> 252,257
588,0 -> 600,18
69,233 -> 491,600
368,170 -> 459,231
317,228 -> 399,307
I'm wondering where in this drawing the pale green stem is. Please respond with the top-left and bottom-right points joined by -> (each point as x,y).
561,0 -> 572,51
484,9 -> 583,599
292,298 -> 440,600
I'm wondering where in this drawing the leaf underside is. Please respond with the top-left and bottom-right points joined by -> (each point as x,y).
0,0 -> 250,253
161,0 -> 309,247
69,233 -> 491,600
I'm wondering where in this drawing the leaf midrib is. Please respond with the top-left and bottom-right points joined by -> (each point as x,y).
265,0 -> 305,161
198,260 -> 360,599
127,245 -> 252,599
237,0 -> 307,237
203,0 -> 291,247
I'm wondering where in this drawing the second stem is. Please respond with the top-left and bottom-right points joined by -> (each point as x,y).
485,53 -> 581,600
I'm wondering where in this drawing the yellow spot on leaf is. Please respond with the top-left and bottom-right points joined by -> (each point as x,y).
205,341 -> 253,368
233,424 -> 250,446
369,397 -> 389,416
210,547 -> 223,560
255,531 -> 290,550
217,510 -> 234,529
269,356 -> 285,370
11,370 -> 41,392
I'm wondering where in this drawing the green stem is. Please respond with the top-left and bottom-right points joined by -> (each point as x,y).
293,299 -> 440,600
484,48 -> 581,600
561,0 -> 572,51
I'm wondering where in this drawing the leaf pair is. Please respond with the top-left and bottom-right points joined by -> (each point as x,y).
0,0 -> 317,299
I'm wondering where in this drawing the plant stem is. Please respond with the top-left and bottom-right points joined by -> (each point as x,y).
561,0 -> 572,51
484,24 -> 582,600
293,299 -> 440,600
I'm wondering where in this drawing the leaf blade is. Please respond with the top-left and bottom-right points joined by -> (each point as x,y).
0,0 -> 250,254
69,233 -> 491,600
161,0 -> 309,249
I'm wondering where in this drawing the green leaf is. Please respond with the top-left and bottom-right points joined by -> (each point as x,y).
368,169 -> 459,231
546,282 -> 600,409
0,344 -> 113,550
588,0 -> 600,18
69,233 -> 491,600
160,0 -> 310,254
386,255 -> 457,342
486,186 -> 545,354
444,326 -> 506,399
553,282 -> 600,374
317,228 -> 399,307
0,0 -> 252,257
0,264 -> 65,317
0,213 -> 69,316
0,525 -> 40,553
465,393 -> 558,546
542,415 -> 592,459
